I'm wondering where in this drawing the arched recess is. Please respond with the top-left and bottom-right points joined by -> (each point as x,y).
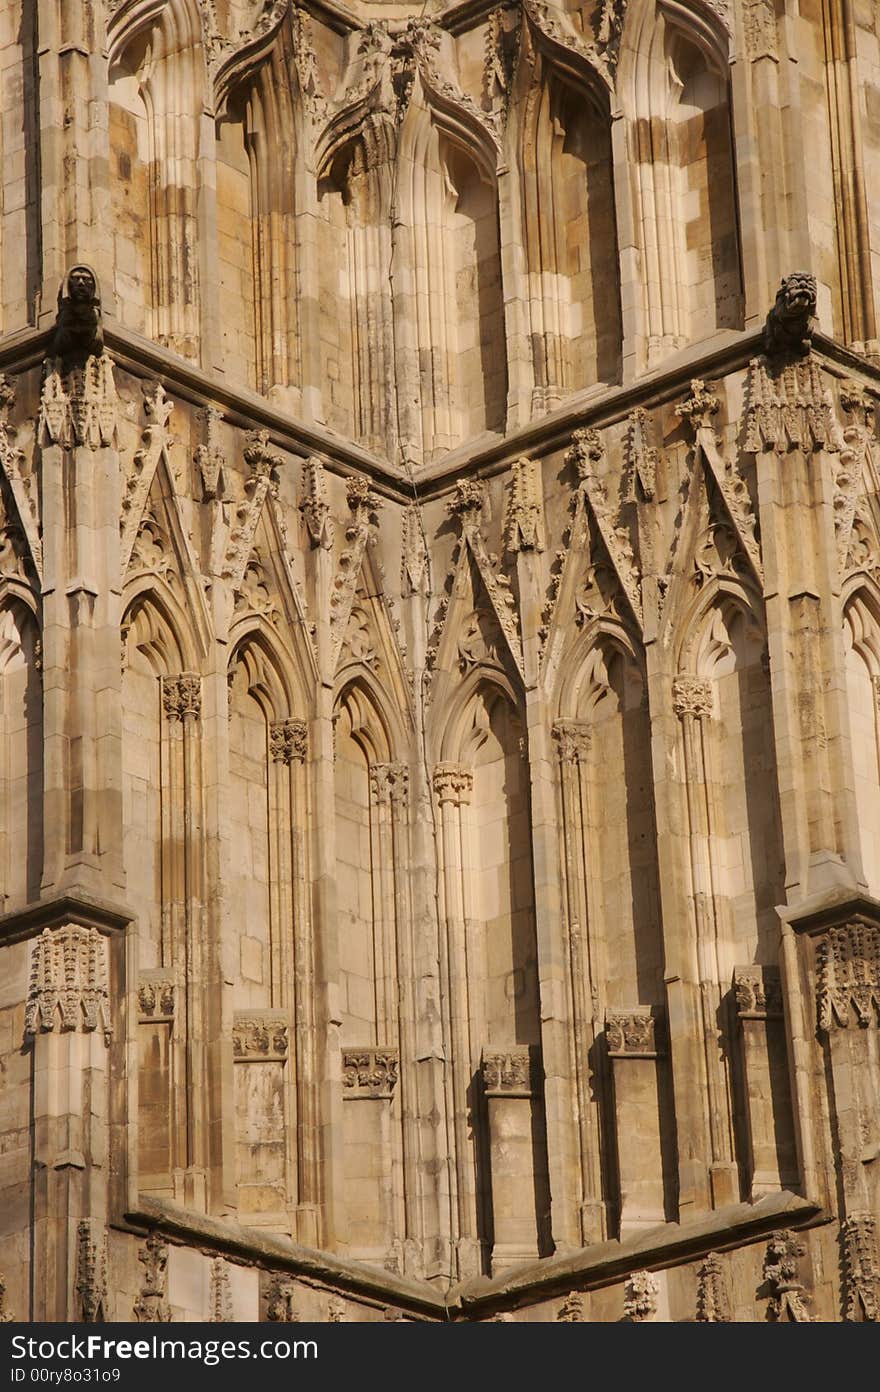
108,0 -> 205,359
215,31 -> 299,397
843,584 -> 880,896
332,673 -> 410,1266
618,0 -> 743,367
316,76 -> 506,464
674,583 -> 792,1204
394,87 -> 506,463
434,670 -> 549,1275
0,598 -> 42,907
513,58 -> 621,411
554,625 -> 669,1239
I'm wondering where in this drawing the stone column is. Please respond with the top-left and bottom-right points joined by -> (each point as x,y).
161,672 -> 207,1211
269,717 -> 320,1245
26,923 -> 111,1320
552,717 -> 610,1245
433,762 -> 481,1278
605,1009 -> 665,1235
672,674 -> 738,1208
732,965 -> 798,1197
480,1046 -> 544,1273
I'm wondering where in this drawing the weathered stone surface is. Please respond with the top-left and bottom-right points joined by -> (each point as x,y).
0,0 -> 878,1324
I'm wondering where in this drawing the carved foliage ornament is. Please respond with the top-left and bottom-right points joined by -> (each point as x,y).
270,718 -> 308,765
233,1014 -> 289,1060
401,503 -> 428,596
557,1292 -> 584,1322
506,457 -> 546,554
209,1258 -> 233,1323
342,1047 -> 399,1097
370,762 -> 409,806
134,1235 -> 171,1323
605,1011 -> 657,1058
672,675 -> 713,720
817,921 -> 880,1031
734,965 -> 783,1019
162,673 -> 202,723
266,1276 -> 299,1323
481,1046 -> 539,1097
432,762 -> 473,806
762,1230 -> 812,1322
76,1221 -> 108,1324
552,719 -> 591,765
842,1213 -> 880,1322
25,924 -> 111,1043
623,1270 -> 659,1322
138,975 -> 174,1021
300,457 -> 334,550
696,1253 -> 731,1323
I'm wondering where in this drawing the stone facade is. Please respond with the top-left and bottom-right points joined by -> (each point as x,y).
0,0 -> 879,1323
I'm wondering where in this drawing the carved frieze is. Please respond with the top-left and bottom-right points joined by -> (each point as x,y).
762,1229 -> 812,1322
233,1013 -> 289,1061
432,763 -> 474,806
605,1010 -> 658,1059
842,1213 -> 880,1322
623,1270 -> 659,1322
817,920 -> 880,1031
341,1047 -> 399,1097
40,353 -> 118,451
25,924 -> 111,1043
481,1046 -> 540,1097
733,965 -> 783,1020
133,1235 -> 171,1323
269,718 -> 308,765
76,1221 -> 108,1323
696,1252 -> 731,1323
672,675 -> 714,720
162,673 -> 202,723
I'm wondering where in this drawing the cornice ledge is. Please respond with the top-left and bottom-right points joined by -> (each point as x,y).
0,891 -> 134,946
779,887 -> 880,937
446,1191 -> 823,1316
123,1197 -> 447,1317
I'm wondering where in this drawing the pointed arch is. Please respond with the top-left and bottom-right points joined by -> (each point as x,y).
122,578 -> 198,675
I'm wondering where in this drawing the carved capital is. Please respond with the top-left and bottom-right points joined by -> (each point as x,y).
370,762 -> 409,807
481,1045 -> 540,1097
233,1012 -> 289,1061
676,378 -> 720,433
672,675 -> 714,720
341,1046 -> 399,1097
25,924 -> 111,1043
162,673 -> 202,723
817,921 -> 880,1031
138,972 -> 175,1022
733,965 -> 783,1020
605,1009 -> 658,1058
270,718 -> 308,764
552,719 -> 591,764
432,762 -> 474,806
